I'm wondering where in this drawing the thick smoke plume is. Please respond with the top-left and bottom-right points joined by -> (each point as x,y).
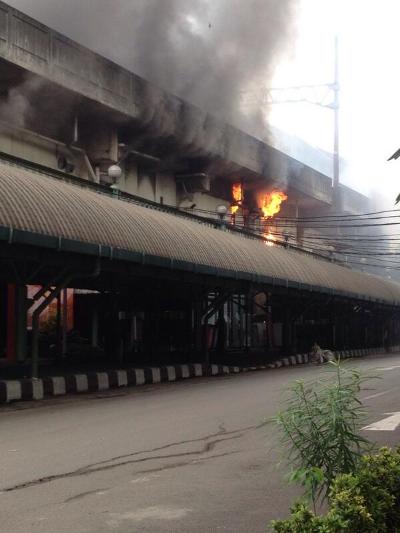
7,0 -> 297,138
0,76 -> 44,128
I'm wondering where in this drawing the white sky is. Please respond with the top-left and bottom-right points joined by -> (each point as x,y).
270,0 -> 400,200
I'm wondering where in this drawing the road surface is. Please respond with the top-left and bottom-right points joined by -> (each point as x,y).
1,352 -> 400,532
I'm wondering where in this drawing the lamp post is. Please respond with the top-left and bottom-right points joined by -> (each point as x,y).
108,164 -> 122,181
216,205 -> 228,228
108,164 -> 122,198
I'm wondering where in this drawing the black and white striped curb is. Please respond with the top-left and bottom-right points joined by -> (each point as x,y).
0,363 -> 240,403
267,346 -> 400,369
0,346 -> 396,403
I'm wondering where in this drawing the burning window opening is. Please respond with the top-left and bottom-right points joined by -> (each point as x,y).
260,190 -> 288,219
231,182 -> 243,215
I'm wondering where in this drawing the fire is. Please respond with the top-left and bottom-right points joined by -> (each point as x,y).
264,232 -> 275,247
232,183 -> 242,203
260,190 -> 288,219
231,182 -> 243,214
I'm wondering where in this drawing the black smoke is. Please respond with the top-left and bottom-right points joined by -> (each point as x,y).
7,0 -> 297,136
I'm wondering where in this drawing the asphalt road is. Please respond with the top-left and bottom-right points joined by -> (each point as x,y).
1,353 -> 400,533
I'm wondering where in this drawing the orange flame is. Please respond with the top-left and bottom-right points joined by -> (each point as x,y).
231,183 -> 243,214
232,183 -> 242,203
260,190 -> 288,219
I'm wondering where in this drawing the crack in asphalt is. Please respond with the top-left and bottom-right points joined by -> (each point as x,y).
3,435 -> 241,492
63,451 -> 241,504
64,488 -> 109,503
2,422 -> 268,493
86,420 -> 267,470
132,450 -> 242,476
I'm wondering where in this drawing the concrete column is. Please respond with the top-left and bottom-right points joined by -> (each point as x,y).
216,308 -> 226,355
62,288 -> 68,357
117,311 -> 124,364
127,315 -> 135,352
91,305 -> 99,347
202,293 -> 210,367
132,315 -> 137,343
15,285 -> 27,362
245,293 -> 251,352
194,298 -> 203,356
56,294 -> 62,358
5,284 -> 28,362
283,304 -> 294,355
6,284 -> 16,363
110,294 -> 122,361
295,202 -> 304,245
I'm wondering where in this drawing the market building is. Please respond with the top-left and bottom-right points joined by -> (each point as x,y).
0,1 -> 399,378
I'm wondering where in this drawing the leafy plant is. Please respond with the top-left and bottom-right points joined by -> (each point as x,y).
271,447 -> 400,532
274,359 -> 373,506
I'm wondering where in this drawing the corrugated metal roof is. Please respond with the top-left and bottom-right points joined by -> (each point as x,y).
0,160 -> 399,305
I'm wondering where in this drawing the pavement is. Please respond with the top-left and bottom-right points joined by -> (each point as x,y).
1,351 -> 400,533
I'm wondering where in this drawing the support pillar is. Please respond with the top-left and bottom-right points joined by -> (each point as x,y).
62,288 -> 68,357
31,278 -> 73,378
295,202 -> 304,245
216,307 -> 226,356
192,294 -> 203,358
113,293 -> 124,364
283,304 -> 294,355
201,290 -> 234,368
91,304 -> 99,347
6,284 -> 28,363
244,293 -> 250,352
6,284 -> 16,363
56,294 -> 62,358
15,285 -> 27,362
30,261 -> 99,376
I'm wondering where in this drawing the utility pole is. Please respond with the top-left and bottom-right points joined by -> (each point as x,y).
332,35 -> 340,210
248,37 -> 341,209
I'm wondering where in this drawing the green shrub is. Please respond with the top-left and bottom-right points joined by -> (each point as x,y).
274,360 -> 372,504
271,447 -> 400,532
271,503 -> 326,532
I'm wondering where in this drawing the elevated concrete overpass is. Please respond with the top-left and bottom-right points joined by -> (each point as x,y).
0,0 -> 345,209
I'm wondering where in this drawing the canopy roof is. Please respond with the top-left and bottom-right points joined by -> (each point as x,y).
0,160 -> 399,306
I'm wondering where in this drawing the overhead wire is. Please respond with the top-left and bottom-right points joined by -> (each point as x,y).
181,205 -> 400,222
179,204 -> 400,276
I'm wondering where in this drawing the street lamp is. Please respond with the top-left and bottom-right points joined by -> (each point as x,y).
216,205 -> 228,228
216,205 -> 228,220
108,164 -> 122,181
